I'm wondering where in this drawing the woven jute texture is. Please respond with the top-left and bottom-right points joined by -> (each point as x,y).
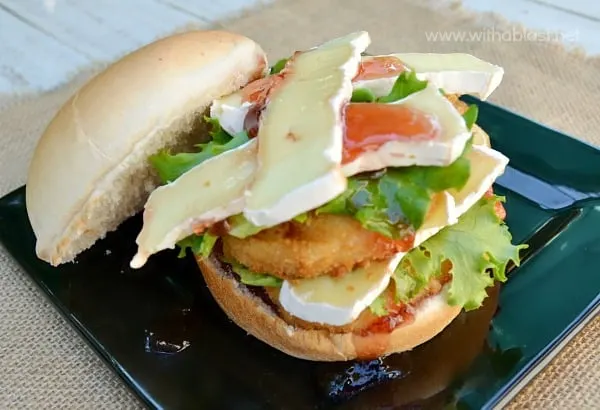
1,0 -> 598,408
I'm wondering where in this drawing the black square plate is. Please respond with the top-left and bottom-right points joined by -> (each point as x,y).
1,98 -> 599,409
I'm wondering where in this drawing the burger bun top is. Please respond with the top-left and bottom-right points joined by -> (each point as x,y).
26,30 -> 267,266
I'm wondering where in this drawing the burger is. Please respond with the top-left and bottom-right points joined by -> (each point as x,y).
25,30 -> 524,362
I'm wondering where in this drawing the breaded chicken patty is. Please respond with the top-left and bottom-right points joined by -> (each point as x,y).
222,214 -> 414,280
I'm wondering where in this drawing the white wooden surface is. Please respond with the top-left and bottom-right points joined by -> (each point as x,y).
0,0 -> 271,94
0,0 -> 598,94
462,0 -> 600,54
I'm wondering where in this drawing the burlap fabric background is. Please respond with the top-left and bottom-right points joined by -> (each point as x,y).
1,0 -> 598,408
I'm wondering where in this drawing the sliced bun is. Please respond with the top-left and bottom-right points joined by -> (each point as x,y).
26,30 -> 267,266
197,255 -> 462,362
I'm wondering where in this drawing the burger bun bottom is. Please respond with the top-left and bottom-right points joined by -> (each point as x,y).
197,255 -> 462,362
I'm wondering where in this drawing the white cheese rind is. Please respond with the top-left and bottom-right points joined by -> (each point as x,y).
243,31 -> 371,227
210,93 -> 252,136
244,170 -> 347,228
354,53 -> 504,100
130,140 -> 258,269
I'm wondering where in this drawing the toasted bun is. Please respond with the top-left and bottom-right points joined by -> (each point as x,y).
26,30 -> 267,266
198,255 -> 462,362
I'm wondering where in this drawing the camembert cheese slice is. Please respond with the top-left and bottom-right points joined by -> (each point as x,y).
448,144 -> 508,220
279,253 -> 406,326
355,53 -> 504,100
278,145 -> 508,326
243,31 -> 371,227
341,84 -> 471,176
130,141 -> 258,268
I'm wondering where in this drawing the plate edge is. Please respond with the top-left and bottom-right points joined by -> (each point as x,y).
0,240 -> 157,410
489,295 -> 600,409
462,96 -> 600,153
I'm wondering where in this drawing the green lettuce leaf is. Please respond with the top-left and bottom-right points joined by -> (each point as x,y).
229,262 -> 283,287
176,235 -> 204,258
176,232 -> 218,258
390,272 -> 420,303
377,71 -> 428,103
314,179 -> 361,215
351,71 -> 428,104
393,196 -> 526,310
391,243 -> 444,303
149,118 -> 249,184
199,233 -> 218,258
204,116 -> 234,144
369,294 -> 388,316
228,212 -> 309,239
292,212 -> 309,223
227,214 -> 264,238
462,104 -> 479,131
270,58 -> 289,75
351,88 -> 376,103
316,152 -> 470,235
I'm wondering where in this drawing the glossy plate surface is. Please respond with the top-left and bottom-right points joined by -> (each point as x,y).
1,98 -> 599,409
